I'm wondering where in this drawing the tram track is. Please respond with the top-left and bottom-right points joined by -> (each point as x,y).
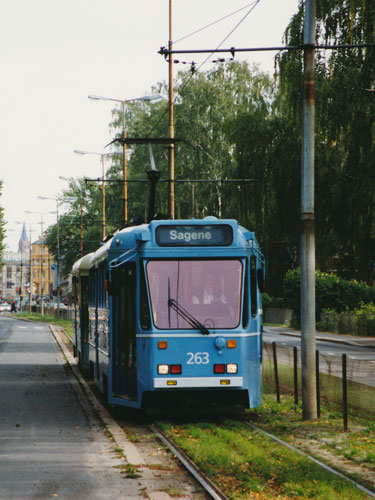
151,423 -> 230,500
54,324 -> 375,499
151,415 -> 375,500
239,418 -> 375,499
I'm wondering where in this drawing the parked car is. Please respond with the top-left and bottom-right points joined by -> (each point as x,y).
0,303 -> 11,312
53,302 -> 67,310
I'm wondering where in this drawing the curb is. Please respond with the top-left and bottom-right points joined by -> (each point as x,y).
49,324 -> 145,466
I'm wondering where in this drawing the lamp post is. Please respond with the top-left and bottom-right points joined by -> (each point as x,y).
74,149 -> 121,240
88,93 -> 161,226
6,227 -> 25,308
168,0 -> 175,219
59,177 -> 84,257
24,210 -> 54,315
38,196 -> 63,317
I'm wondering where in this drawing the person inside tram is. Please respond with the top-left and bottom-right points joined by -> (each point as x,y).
192,274 -> 227,305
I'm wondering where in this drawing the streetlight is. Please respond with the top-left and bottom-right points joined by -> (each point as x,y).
88,93 -> 162,226
16,221 -> 35,313
59,176 -> 84,257
25,210 -> 55,316
38,196 -> 64,316
74,149 -> 120,240
6,227 -> 27,309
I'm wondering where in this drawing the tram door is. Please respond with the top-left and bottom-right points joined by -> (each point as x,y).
80,276 -> 89,367
112,262 -> 137,399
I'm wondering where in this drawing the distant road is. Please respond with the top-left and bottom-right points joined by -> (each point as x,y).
264,326 -> 375,360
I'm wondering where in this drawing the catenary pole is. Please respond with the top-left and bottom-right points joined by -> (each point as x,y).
301,0 -> 317,420
168,0 -> 175,219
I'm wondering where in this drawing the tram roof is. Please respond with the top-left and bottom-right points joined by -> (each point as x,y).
89,217 -> 260,267
72,252 -> 94,275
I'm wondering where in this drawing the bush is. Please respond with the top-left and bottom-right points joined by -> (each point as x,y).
262,293 -> 274,308
283,268 -> 375,327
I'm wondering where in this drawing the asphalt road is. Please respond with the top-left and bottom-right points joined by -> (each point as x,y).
0,316 -> 142,500
264,326 -> 375,360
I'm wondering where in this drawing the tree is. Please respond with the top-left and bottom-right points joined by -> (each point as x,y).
45,179 -> 103,276
278,0 -> 375,284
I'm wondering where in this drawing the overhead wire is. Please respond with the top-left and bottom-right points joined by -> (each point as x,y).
173,1 -> 260,46
143,0 -> 261,141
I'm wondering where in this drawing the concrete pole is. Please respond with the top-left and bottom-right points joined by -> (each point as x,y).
80,196 -> 84,257
56,200 -> 60,319
29,225 -> 32,314
168,0 -> 175,219
301,0 -> 317,420
101,155 -> 106,240
122,102 -> 128,227
40,215 -> 44,316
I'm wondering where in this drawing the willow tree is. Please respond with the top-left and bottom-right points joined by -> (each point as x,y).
108,62 -> 275,222
278,0 -> 375,283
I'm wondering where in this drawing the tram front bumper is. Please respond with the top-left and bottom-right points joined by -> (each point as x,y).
154,376 -> 243,389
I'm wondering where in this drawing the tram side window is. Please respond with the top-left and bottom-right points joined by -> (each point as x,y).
96,261 -> 108,308
88,270 -> 96,307
140,264 -> 151,330
72,276 -> 77,305
242,260 -> 249,327
250,255 -> 257,318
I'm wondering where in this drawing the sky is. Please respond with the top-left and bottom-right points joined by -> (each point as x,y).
1,0 -> 299,251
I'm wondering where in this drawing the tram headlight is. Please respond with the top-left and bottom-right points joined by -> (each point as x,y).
226,363 -> 238,374
158,364 -> 169,375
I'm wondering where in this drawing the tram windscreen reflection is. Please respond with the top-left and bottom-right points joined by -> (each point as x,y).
146,260 -> 242,329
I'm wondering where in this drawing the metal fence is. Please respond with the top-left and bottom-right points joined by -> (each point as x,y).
263,341 -> 375,427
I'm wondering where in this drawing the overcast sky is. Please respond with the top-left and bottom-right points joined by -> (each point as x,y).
1,0 -> 299,251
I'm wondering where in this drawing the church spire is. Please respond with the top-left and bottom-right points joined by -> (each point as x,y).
18,223 -> 30,253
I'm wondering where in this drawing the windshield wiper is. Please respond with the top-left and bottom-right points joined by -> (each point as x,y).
168,298 -> 209,335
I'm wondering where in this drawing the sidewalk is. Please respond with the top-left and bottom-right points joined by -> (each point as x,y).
264,325 -> 375,348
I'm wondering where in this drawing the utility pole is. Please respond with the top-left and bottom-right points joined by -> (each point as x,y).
122,103 -> 128,226
168,0 -> 175,219
301,0 -> 317,420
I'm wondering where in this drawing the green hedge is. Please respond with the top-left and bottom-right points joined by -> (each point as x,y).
283,268 -> 375,325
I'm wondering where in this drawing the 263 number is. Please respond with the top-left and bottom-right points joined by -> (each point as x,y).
186,352 -> 210,364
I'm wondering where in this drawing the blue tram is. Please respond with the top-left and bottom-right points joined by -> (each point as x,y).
72,217 -> 265,410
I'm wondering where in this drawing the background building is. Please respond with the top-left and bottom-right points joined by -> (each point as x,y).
0,225 -> 54,304
0,250 -> 29,303
30,236 -> 54,302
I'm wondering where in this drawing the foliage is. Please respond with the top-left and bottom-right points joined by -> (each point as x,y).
283,268 -> 375,325
44,2 -> 375,292
45,178 -> 103,275
278,0 -> 375,284
159,411 -> 370,499
319,301 -> 375,336
261,293 -> 274,308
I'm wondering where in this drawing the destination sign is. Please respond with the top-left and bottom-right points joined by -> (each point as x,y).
156,224 -> 233,247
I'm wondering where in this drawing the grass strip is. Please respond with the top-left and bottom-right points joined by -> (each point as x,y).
158,410 -> 372,500
14,312 -> 73,340
263,358 -> 375,419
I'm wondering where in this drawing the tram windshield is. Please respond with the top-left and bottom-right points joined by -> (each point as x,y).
146,260 -> 243,330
